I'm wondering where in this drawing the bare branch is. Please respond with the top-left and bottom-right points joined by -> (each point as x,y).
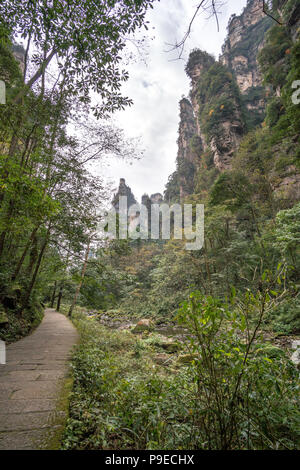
165,1 -> 225,59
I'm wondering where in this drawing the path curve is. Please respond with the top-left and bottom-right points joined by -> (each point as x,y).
0,308 -> 78,450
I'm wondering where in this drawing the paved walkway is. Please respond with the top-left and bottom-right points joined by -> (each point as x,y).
0,309 -> 78,450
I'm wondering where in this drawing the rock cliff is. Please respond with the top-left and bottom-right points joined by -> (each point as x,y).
167,0 -> 276,200
112,178 -> 137,211
220,0 -> 272,124
176,98 -> 202,198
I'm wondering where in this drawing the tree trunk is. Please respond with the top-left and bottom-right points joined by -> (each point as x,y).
0,199 -> 16,258
26,235 -> 39,278
13,48 -> 56,104
12,225 -> 40,281
0,231 -> 6,259
21,226 -> 50,311
68,240 -> 90,317
56,282 -> 64,312
50,281 -> 57,308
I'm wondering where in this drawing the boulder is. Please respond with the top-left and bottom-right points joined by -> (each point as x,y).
290,340 -> 300,367
153,353 -> 172,365
118,323 -> 135,331
159,337 -> 181,353
177,353 -> 199,365
132,319 -> 154,334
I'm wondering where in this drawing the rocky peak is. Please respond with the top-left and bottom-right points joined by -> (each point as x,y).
220,0 -> 272,120
185,53 -> 215,144
141,193 -> 163,209
225,0 -> 265,51
176,98 -> 203,198
12,43 -> 25,73
141,194 -> 151,207
150,193 -> 163,204
165,0 -> 280,201
243,0 -> 266,26
185,50 -> 215,85
184,1 -> 271,172
112,178 -> 136,211
177,98 -> 198,162
186,50 -> 245,172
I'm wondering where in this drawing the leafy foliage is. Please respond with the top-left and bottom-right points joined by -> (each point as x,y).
62,283 -> 300,450
0,0 -> 156,115
177,287 -> 300,449
62,310 -> 199,450
0,0 -> 156,336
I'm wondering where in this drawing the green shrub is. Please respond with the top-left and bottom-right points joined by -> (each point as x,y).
62,312 -> 199,450
0,302 -> 43,343
269,297 -> 300,334
176,289 -> 300,449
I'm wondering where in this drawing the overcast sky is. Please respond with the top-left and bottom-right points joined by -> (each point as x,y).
97,0 -> 247,202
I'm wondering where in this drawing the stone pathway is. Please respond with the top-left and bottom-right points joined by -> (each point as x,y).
0,308 -> 78,450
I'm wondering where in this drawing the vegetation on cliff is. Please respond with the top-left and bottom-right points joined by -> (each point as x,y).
196,61 -> 245,142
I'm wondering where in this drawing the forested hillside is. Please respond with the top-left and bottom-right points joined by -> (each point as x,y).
0,0 -> 299,451
0,0 -> 155,340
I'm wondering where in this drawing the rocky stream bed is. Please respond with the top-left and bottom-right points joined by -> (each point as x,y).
85,310 -> 300,369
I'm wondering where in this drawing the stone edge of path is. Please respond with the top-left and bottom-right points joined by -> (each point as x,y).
36,372 -> 75,450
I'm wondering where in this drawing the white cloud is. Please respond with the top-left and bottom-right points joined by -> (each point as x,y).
96,0 -> 247,201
